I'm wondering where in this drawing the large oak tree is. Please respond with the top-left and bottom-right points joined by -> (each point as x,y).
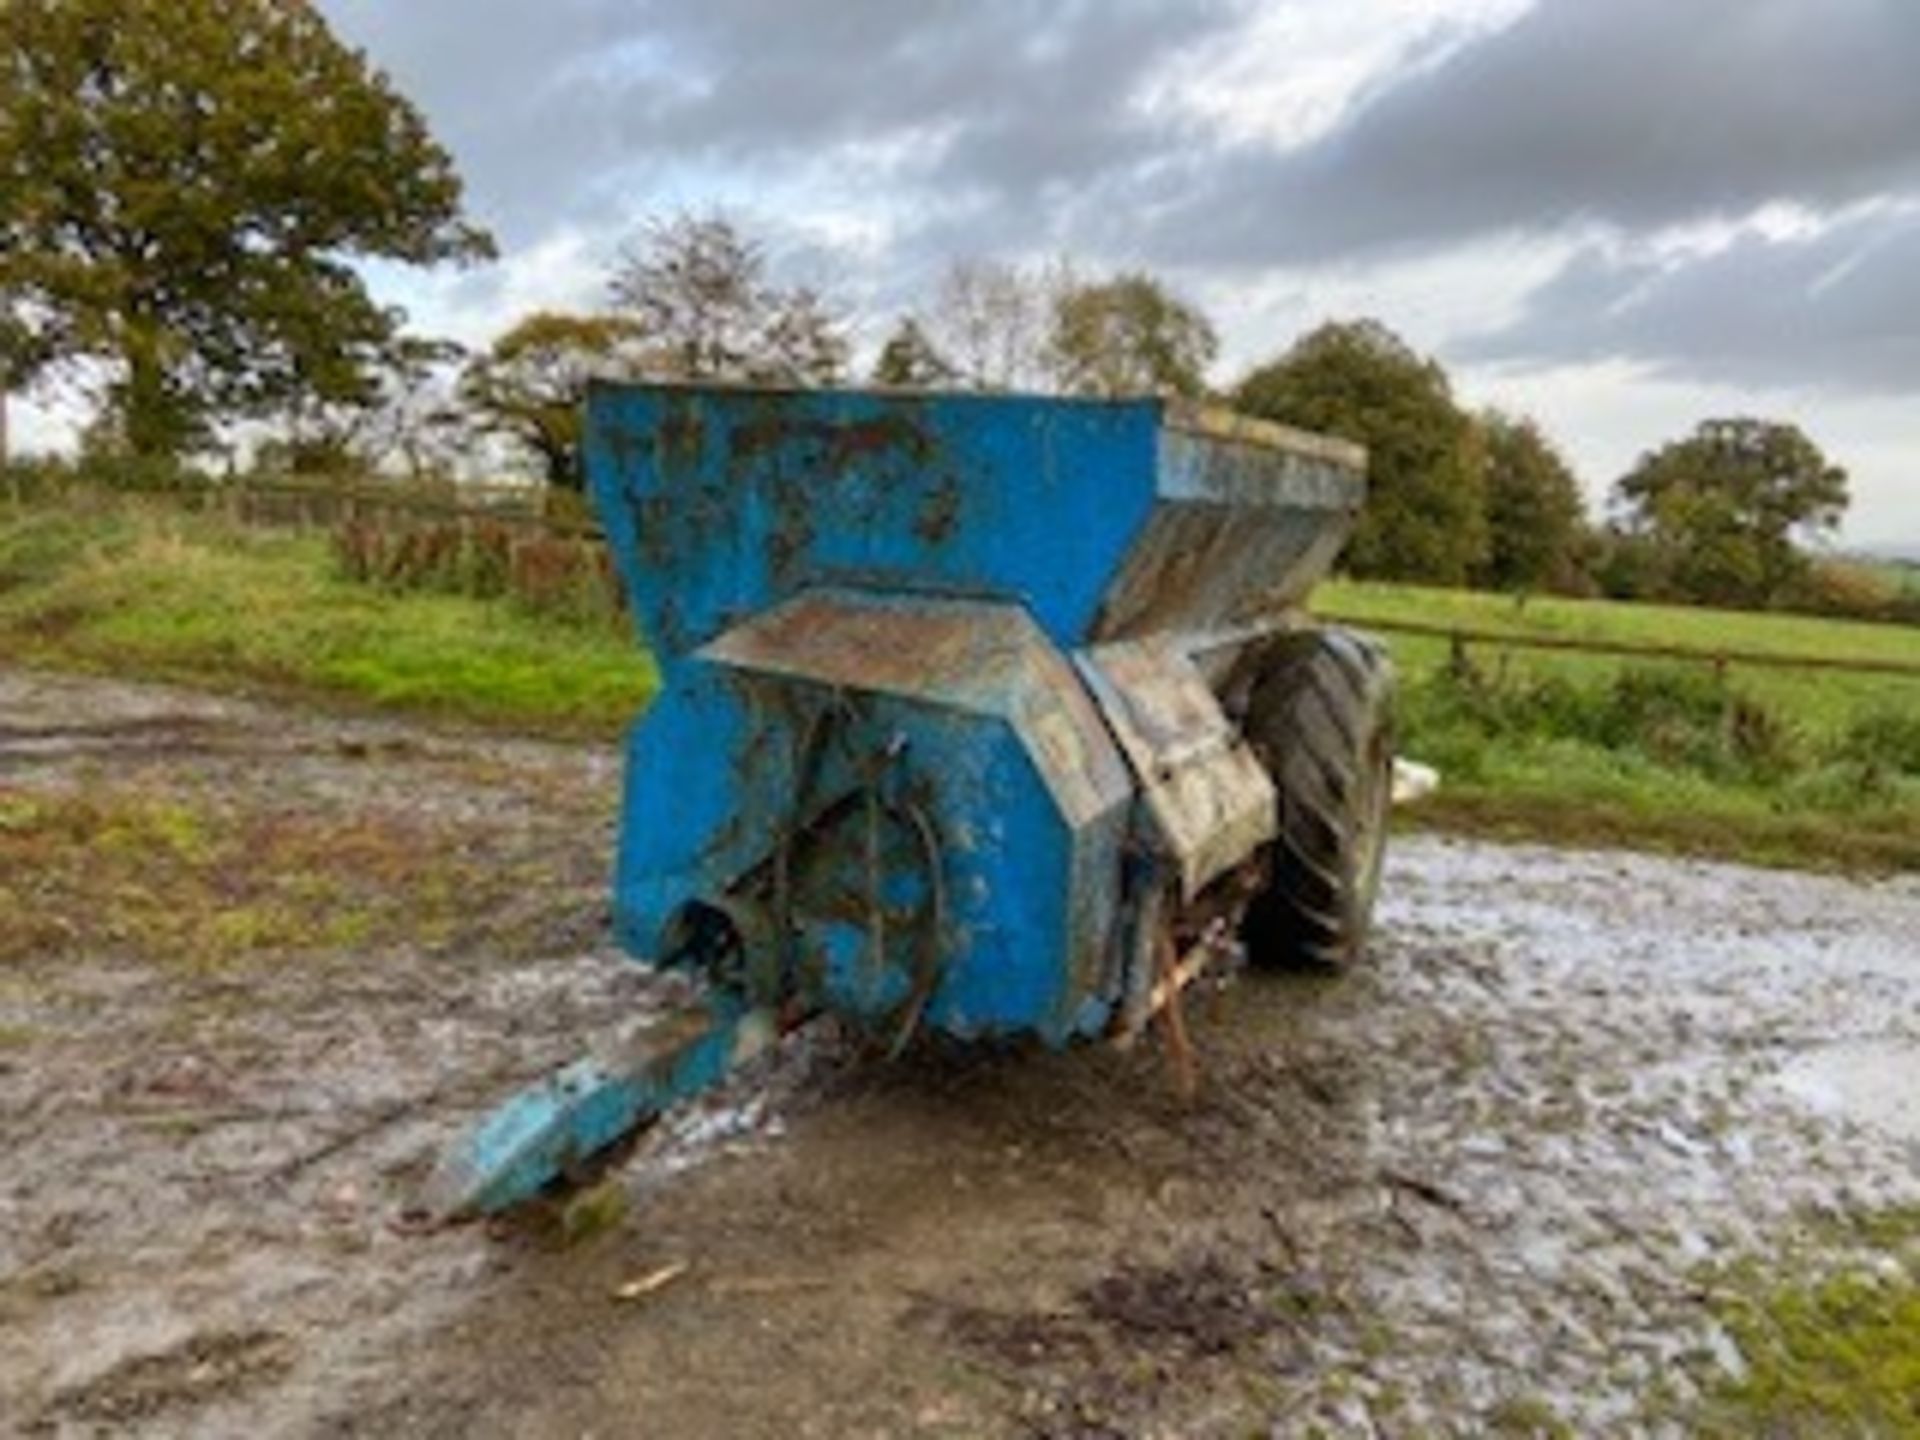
0,0 -> 494,458
1614,418 -> 1848,608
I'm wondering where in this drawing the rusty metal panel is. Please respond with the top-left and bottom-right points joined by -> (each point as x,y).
588,385 -> 1366,662
1076,637 -> 1277,898
1092,403 -> 1365,643
701,587 -> 1043,717
700,587 -> 1130,828
1094,502 -> 1355,640
587,384 -> 1166,666
1160,402 -> 1367,505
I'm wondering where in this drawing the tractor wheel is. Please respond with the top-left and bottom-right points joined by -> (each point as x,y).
1239,628 -> 1395,971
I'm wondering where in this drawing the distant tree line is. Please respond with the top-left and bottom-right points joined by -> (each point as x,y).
450,227 -> 1856,615
0,0 -> 1864,616
1230,319 -> 1852,614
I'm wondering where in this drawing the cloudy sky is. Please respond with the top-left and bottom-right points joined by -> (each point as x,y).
21,0 -> 1920,546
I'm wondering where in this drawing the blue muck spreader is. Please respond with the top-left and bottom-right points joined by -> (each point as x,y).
424,384 -> 1394,1221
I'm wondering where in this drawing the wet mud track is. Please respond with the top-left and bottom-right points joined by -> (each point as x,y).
1,668 -> 1916,1437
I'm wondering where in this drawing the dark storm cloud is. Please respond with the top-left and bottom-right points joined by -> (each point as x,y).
1459,207 -> 1920,393
318,1 -> 642,240
317,0 -> 1920,394
322,0 -> 1920,267
317,0 -> 1238,247
1150,0 -> 1920,266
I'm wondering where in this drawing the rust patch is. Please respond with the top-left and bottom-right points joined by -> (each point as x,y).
766,474 -> 818,583
704,592 -> 1015,708
913,473 -> 964,547
600,422 -> 647,477
830,415 -> 935,469
658,408 -> 705,462
629,493 -> 673,571
730,414 -> 934,472
653,593 -> 690,654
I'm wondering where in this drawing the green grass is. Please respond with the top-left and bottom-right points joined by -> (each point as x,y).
1318,577 -> 1920,661
1317,581 -> 1920,872
0,496 -> 655,736
1692,1209 -> 1920,1438
0,781 -> 490,968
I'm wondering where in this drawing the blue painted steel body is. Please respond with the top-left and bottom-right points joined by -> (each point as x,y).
620,588 -> 1132,1046
584,385 -> 1360,1037
586,387 -> 1171,1047
425,384 -> 1366,1219
590,387 -> 1164,661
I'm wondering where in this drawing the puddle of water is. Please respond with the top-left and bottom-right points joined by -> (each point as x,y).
1779,1041 -> 1920,1147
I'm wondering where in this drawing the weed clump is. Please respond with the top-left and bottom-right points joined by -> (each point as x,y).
0,782 -> 500,969
1601,667 -> 1799,782
1695,1212 -> 1920,1438
1837,707 -> 1920,778
1406,659 -> 1802,788
0,505 -> 135,593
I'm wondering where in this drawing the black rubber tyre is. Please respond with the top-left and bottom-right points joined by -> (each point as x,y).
1239,628 -> 1395,971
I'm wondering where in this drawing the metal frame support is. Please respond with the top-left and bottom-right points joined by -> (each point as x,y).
420,996 -> 781,1221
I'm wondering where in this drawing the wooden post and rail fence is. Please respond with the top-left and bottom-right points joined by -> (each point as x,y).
1311,613 -> 1920,682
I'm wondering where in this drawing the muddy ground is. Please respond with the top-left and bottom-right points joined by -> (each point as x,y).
2,667 -> 1916,1438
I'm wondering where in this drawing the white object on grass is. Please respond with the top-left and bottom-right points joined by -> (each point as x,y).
1392,758 -> 1440,805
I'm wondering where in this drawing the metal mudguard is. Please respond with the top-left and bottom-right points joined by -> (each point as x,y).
1075,636 -> 1276,900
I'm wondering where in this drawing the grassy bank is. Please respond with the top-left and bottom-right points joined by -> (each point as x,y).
1317,581 -> 1920,872
0,495 -> 654,736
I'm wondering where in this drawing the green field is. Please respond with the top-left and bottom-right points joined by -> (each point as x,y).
1317,580 -> 1920,871
0,495 -> 656,735
1320,578 -> 1920,728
